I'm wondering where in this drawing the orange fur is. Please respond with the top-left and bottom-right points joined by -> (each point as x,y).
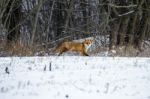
55,39 -> 92,56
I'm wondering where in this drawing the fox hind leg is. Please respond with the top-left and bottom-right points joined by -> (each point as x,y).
58,47 -> 67,56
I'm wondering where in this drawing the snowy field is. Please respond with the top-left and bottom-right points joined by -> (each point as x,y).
0,56 -> 150,99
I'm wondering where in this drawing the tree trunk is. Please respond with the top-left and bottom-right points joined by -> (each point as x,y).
2,0 -> 21,44
64,0 -> 74,33
30,0 -> 43,46
136,1 -> 148,51
128,13 -> 138,45
117,16 -> 129,46
81,0 -> 88,32
52,0 -> 66,39
110,21 -> 120,49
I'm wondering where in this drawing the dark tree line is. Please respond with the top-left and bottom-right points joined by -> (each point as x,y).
0,0 -> 150,52
109,0 -> 150,51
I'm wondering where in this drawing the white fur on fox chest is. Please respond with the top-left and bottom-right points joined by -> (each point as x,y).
84,43 -> 92,52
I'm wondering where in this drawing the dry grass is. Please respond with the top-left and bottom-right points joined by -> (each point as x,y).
109,45 -> 150,57
3,41 -> 33,56
0,39 -> 55,56
0,40 -> 150,57
114,46 -> 140,57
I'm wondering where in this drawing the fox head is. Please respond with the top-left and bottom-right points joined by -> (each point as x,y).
83,39 -> 92,45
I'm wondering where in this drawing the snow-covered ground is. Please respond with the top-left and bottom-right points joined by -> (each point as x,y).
0,57 -> 150,99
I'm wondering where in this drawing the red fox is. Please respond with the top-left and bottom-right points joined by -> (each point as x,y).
54,39 -> 92,56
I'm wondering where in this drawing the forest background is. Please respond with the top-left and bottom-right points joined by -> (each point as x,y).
0,0 -> 150,56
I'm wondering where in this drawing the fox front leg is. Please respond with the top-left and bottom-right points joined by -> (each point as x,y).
80,51 -> 89,56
